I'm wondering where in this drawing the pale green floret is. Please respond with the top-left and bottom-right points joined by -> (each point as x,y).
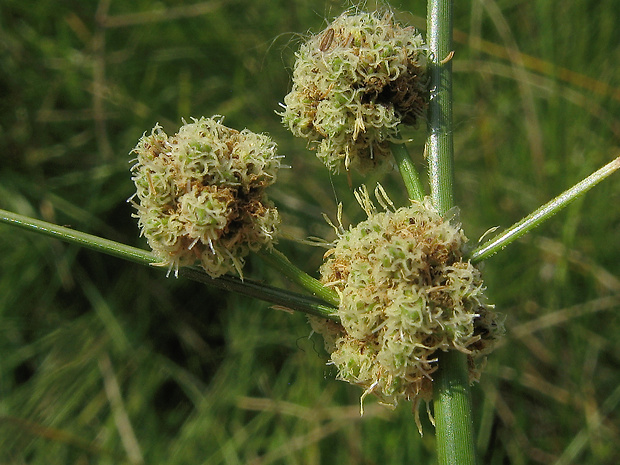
178,186 -> 231,239
281,10 -> 428,172
315,193 -> 503,408
130,116 -> 281,278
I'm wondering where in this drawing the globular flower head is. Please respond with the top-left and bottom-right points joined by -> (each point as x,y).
130,116 -> 281,278
281,10 -> 428,173
313,187 -> 503,410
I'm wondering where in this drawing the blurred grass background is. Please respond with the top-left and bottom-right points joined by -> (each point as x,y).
1,0 -> 619,463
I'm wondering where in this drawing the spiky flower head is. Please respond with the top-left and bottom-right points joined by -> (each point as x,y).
313,187 -> 503,411
130,116 -> 281,278
281,10 -> 428,173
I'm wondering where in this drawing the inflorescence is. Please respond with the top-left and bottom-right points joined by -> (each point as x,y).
130,116 -> 281,278
129,8 -> 502,418
311,187 -> 503,410
281,10 -> 428,173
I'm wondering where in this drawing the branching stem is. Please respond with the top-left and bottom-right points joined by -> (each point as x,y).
470,155 -> 620,263
0,209 -> 339,320
257,248 -> 340,307
390,141 -> 426,202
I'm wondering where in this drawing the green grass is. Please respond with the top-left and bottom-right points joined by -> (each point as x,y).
1,0 -> 619,463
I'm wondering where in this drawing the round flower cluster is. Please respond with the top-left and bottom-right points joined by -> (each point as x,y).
130,116 -> 281,278
313,191 -> 502,408
281,10 -> 428,173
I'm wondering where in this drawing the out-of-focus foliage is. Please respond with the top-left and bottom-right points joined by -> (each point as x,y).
0,0 -> 618,463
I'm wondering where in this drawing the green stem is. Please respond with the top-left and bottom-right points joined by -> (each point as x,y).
427,0 -> 477,464
390,142 -> 425,202
427,0 -> 455,216
257,248 -> 340,307
179,268 -> 338,320
0,208 -> 339,320
470,155 -> 620,263
434,351 -> 477,465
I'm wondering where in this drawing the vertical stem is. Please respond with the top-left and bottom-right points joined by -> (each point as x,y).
434,351 -> 477,465
427,0 -> 455,216
427,1 -> 477,464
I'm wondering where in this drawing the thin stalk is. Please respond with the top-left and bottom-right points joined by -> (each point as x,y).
390,141 -> 425,202
257,248 -> 340,307
0,209 -> 339,320
470,155 -> 620,263
427,0 -> 477,464
179,268 -> 338,320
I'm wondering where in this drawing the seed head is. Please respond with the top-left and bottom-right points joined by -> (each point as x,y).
313,188 -> 503,409
130,116 -> 281,278
281,10 -> 428,172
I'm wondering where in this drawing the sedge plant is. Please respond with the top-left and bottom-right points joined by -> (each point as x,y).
1,1 -> 619,464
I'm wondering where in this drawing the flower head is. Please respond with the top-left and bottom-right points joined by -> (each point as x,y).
130,116 -> 281,278
281,10 -> 428,172
313,187 -> 503,409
